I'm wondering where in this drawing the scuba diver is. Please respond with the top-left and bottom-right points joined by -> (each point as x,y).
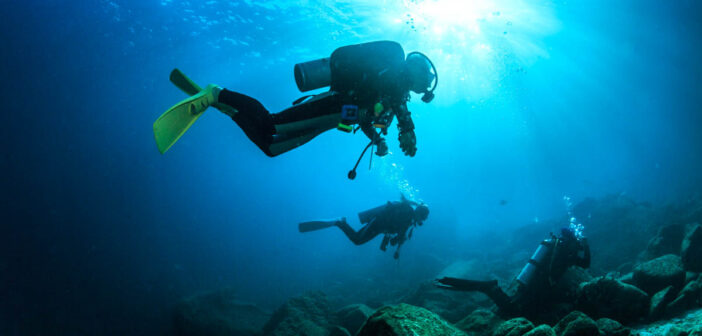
435,228 -> 590,318
154,40 -> 438,166
298,197 -> 429,259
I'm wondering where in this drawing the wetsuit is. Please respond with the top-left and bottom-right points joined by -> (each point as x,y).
437,235 -> 590,317
336,201 -> 419,259
217,41 -> 416,157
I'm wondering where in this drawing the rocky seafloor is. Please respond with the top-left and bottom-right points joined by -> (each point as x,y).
170,195 -> 702,336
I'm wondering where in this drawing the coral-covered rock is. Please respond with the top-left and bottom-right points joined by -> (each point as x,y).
682,224 -> 702,272
493,318 -> 534,336
263,291 -> 336,336
454,309 -> 503,336
576,277 -> 649,323
522,325 -> 555,336
649,286 -> 678,319
357,303 -> 466,336
596,318 -> 631,336
633,254 -> 686,295
335,304 -> 374,336
553,311 -> 598,336
173,288 -> 270,336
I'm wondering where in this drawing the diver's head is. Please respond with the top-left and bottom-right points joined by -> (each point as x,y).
560,227 -> 577,241
406,52 -> 437,102
414,204 -> 430,223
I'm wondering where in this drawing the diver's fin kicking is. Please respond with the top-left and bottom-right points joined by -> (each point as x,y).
170,69 -> 237,116
153,83 -> 219,154
154,69 -> 235,154
299,218 -> 344,233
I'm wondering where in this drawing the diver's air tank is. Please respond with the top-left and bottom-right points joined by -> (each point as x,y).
294,57 -> 331,92
358,203 -> 390,224
516,239 -> 554,287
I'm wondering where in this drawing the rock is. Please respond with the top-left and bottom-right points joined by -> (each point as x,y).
357,303 -> 466,336
596,318 -> 631,336
402,280 -> 488,323
335,304 -> 374,336
454,309 -> 504,336
328,326 -> 351,336
634,307 -> 702,335
522,325 -> 555,336
682,224 -> 702,272
576,277 -> 650,323
664,326 -> 688,336
645,224 -> 685,260
553,311 -> 598,336
619,272 -> 635,285
687,272 -> 700,284
665,278 -> 702,317
649,286 -> 678,319
173,288 -> 271,336
493,318 -> 534,336
632,254 -> 686,295
262,291 -> 336,336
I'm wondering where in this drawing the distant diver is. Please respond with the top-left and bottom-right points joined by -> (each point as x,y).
435,228 -> 590,318
298,197 -> 429,259
154,40 -> 437,175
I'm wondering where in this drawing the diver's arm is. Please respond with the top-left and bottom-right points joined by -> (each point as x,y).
395,103 -> 417,157
361,122 -> 388,156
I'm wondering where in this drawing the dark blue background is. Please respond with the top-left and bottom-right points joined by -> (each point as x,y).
1,0 -> 700,334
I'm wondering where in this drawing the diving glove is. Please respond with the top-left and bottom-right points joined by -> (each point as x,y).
375,138 -> 389,157
399,130 -> 417,157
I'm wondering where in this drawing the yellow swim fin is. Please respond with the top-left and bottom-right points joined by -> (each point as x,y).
153,83 -> 220,154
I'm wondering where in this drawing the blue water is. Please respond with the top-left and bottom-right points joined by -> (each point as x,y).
1,0 -> 701,334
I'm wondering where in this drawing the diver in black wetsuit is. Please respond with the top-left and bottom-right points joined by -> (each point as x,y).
154,41 -> 437,159
298,198 -> 429,259
436,228 -> 590,318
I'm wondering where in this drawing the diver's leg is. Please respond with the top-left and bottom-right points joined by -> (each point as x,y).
217,89 -> 277,156
265,92 -> 342,156
335,220 -> 380,245
436,277 -> 517,314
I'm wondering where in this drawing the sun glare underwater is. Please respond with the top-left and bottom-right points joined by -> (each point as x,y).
2,0 -> 702,335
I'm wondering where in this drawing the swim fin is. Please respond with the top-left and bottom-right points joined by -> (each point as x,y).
170,68 -> 236,116
153,83 -> 219,154
298,219 -> 342,233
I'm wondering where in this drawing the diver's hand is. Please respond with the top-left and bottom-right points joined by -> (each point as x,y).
399,130 -> 417,157
375,138 -> 388,157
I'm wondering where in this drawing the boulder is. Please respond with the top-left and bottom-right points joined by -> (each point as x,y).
493,318 -> 534,336
649,286 -> 678,319
402,280 -> 488,323
632,254 -> 686,295
173,288 -> 270,336
644,224 -> 685,260
596,318 -> 631,336
687,272 -> 700,284
665,278 -> 702,317
454,309 -> 504,336
553,311 -> 598,336
262,291 -> 336,336
682,224 -> 702,272
328,326 -> 351,336
335,304 -> 374,336
619,272 -> 635,285
522,325 -> 555,336
576,277 -> 650,323
357,303 -> 466,336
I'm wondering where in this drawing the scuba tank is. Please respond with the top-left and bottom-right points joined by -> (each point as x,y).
516,239 -> 554,287
358,203 -> 390,224
294,57 -> 331,92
